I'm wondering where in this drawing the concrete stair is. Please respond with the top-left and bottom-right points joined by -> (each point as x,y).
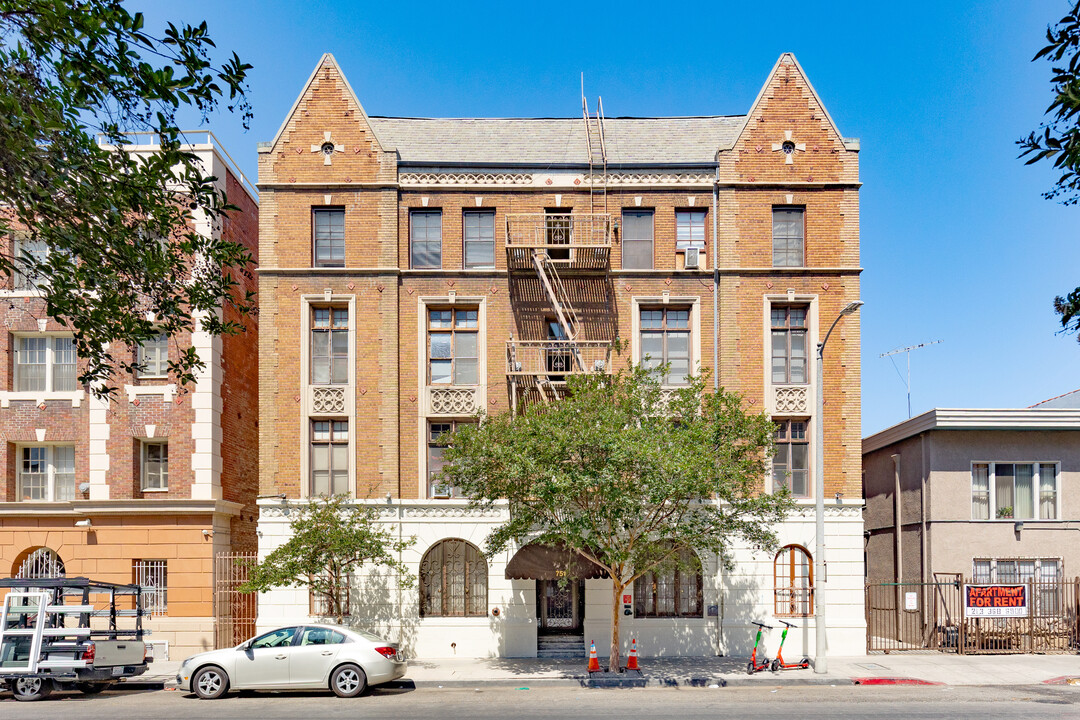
537,633 -> 586,658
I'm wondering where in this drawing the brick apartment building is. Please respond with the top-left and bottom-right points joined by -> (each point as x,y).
0,134 -> 259,659
255,53 -> 864,658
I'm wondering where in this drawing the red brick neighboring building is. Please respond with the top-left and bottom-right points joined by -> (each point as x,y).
0,133 -> 259,658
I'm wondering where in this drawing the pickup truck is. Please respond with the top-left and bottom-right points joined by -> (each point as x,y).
0,577 -> 152,701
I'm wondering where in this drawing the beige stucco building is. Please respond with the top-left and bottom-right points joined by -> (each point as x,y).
863,407 -> 1080,586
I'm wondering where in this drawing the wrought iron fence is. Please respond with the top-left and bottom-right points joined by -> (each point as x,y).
213,552 -> 257,649
866,577 -> 1080,654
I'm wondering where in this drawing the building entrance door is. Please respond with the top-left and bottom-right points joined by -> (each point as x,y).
537,579 -> 584,634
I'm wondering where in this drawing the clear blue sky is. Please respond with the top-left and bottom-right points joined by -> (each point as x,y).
144,0 -> 1080,436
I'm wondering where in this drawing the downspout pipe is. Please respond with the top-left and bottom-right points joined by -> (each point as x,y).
712,164 -> 719,391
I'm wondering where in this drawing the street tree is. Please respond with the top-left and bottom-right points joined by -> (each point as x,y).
1019,1 -> 1080,338
438,365 -> 793,673
0,1 -> 255,394
241,495 -> 413,625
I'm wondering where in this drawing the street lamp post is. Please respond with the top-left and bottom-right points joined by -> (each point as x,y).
813,300 -> 862,674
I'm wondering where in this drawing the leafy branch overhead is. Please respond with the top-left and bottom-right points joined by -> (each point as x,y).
0,1 -> 255,394
241,495 -> 413,625
1020,2 -> 1080,340
438,364 -> 793,672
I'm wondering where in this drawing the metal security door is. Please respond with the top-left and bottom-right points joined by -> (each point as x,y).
538,580 -> 582,633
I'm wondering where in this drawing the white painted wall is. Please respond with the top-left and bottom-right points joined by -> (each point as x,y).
254,498 -> 866,659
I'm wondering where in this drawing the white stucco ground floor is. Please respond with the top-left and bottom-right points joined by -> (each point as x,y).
254,498 -> 866,659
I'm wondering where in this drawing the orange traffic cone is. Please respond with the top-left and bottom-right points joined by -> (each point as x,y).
587,641 -> 600,672
626,638 -> 639,670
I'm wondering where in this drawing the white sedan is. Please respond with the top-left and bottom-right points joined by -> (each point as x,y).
176,624 -> 407,699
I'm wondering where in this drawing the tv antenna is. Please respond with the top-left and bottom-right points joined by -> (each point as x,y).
880,340 -> 943,418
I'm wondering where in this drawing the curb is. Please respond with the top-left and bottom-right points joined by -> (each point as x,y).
408,674 -> 854,689
851,677 -> 942,686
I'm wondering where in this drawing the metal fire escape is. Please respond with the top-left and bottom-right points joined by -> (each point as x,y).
504,90 -> 613,411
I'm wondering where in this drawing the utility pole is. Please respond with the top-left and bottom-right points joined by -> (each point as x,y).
880,340 -> 943,418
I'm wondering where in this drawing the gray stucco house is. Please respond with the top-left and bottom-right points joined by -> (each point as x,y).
862,400 -> 1080,587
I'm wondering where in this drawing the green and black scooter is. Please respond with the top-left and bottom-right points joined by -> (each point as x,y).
770,620 -> 810,671
746,621 -> 773,674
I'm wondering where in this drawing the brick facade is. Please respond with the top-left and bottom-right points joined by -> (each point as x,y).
0,140 -> 259,657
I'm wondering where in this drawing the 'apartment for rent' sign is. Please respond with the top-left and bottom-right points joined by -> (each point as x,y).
964,584 -> 1029,618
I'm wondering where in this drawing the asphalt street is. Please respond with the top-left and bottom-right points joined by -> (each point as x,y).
2,684 -> 1080,719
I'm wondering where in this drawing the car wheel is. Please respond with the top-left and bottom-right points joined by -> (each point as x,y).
330,663 -> 367,698
10,677 -> 53,702
75,681 -> 112,694
192,665 -> 230,700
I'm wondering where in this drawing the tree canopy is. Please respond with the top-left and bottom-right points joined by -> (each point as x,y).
0,1 -> 255,394
242,495 -> 412,625
1019,1 -> 1080,339
439,365 -> 793,672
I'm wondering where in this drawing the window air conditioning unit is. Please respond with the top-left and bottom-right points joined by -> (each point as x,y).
684,247 -> 701,269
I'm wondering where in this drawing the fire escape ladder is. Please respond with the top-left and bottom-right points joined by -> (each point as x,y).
583,93 -> 608,216
531,250 -> 585,372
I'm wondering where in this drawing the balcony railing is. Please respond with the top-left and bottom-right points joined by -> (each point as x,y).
505,213 -> 611,271
506,340 -> 611,379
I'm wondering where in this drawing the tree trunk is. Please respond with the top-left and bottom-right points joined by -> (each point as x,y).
609,581 -> 624,673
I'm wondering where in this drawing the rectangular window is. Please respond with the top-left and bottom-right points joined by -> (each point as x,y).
1039,463 -> 1057,519
142,442 -> 168,491
771,306 -> 808,384
17,445 -> 75,501
313,208 -> 345,268
972,463 -> 990,520
12,235 -> 48,290
311,420 -> 348,496
463,211 -> 495,269
772,207 -> 805,267
137,334 -> 168,379
973,462 -> 1057,520
133,560 -> 168,616
14,336 -> 77,392
427,421 -> 469,498
410,210 -> 442,269
427,307 -> 479,385
675,210 -> 706,251
622,210 -> 654,269
973,558 -> 1063,615
639,307 -> 691,385
311,307 -> 349,385
773,420 -> 809,498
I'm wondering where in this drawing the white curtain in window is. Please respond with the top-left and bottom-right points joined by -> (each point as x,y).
971,464 -> 990,519
1014,464 -> 1034,519
1040,464 -> 1057,519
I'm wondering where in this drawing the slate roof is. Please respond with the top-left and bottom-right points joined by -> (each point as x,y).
366,116 -> 745,166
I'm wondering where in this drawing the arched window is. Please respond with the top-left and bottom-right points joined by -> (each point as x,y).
634,547 -> 703,618
420,539 -> 487,617
13,547 -> 66,580
774,544 -> 812,617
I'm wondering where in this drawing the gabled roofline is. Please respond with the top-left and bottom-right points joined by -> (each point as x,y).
261,53 -> 392,154
862,408 -> 1080,455
719,52 -> 856,154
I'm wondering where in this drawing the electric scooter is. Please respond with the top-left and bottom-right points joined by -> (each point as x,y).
770,620 -> 810,671
746,621 -> 773,674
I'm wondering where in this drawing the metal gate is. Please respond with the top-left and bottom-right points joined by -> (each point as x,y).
867,577 -> 1080,654
213,552 -> 257,649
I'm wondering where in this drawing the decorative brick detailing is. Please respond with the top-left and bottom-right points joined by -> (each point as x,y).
400,172 -> 532,186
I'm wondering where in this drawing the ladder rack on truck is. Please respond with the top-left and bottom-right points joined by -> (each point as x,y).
0,577 -> 151,701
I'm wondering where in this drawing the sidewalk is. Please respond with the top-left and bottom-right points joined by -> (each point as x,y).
132,653 -> 1080,691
